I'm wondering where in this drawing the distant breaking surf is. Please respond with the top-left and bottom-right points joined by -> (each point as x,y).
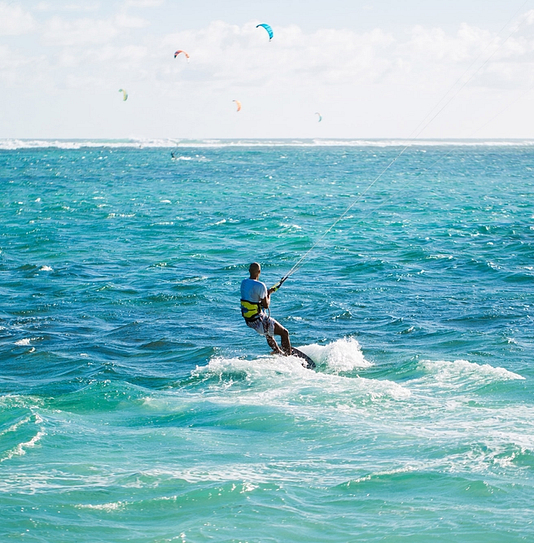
3,138 -> 534,150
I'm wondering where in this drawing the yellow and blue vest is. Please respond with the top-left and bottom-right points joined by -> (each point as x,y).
240,299 -> 262,322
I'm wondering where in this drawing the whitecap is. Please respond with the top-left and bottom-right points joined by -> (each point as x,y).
76,501 -> 126,512
0,411 -> 45,463
302,337 -> 372,372
417,359 -> 525,390
0,416 -> 32,437
280,222 -> 302,231
106,213 -> 135,219
1,430 -> 45,462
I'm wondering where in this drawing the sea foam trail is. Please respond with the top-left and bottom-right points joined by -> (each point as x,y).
187,338 -> 411,411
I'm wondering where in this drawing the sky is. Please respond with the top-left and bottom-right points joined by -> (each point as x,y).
1,0 -> 534,140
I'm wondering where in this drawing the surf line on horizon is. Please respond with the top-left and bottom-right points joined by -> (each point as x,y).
269,0 -> 532,291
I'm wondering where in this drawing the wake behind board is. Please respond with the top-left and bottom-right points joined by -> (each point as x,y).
291,347 -> 316,370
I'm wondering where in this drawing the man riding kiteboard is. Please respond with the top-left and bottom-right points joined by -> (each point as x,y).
240,262 -> 291,355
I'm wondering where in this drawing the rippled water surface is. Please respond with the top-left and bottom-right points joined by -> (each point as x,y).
1,141 -> 533,542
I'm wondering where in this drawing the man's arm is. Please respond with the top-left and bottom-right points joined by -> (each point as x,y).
260,291 -> 270,309
260,284 -> 274,309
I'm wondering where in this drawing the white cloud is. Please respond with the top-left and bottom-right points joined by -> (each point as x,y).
7,14 -> 534,94
123,0 -> 165,7
0,44 -> 26,70
151,21 -> 398,91
35,2 -> 101,13
0,2 -> 36,35
0,45 -> 43,86
41,16 -> 120,46
115,13 -> 150,28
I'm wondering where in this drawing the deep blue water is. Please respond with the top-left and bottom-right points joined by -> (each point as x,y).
1,140 -> 533,542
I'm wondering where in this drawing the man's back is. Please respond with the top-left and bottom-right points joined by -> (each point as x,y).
241,278 -> 266,303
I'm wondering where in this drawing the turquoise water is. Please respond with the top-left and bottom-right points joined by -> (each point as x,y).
1,140 -> 533,542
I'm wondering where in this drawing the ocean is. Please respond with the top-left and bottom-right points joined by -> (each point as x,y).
1,139 -> 533,542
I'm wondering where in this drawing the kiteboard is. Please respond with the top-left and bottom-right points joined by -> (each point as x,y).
291,347 -> 316,370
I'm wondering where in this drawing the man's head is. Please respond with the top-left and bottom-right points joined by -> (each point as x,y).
249,262 -> 261,279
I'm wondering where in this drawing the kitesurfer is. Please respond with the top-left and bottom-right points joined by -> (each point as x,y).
240,262 -> 291,355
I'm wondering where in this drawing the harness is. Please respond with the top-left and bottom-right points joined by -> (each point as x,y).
240,299 -> 263,322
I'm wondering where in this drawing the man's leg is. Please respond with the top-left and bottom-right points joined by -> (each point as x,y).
273,321 -> 291,355
266,335 -> 282,354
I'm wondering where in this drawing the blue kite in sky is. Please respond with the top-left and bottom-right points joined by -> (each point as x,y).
256,23 -> 273,41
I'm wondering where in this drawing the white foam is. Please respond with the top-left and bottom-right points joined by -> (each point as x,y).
76,501 -> 125,512
280,222 -> 302,231
106,213 -> 135,219
302,337 -> 372,372
7,431 -> 44,460
195,353 -> 309,381
0,416 -> 32,437
188,339 -> 409,411
0,411 -> 45,464
419,359 -> 525,384
14,337 -> 42,347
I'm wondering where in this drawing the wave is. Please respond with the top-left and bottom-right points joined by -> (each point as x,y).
184,338 -> 411,409
416,359 -> 525,393
0,407 -> 45,464
201,337 -> 371,375
299,337 -> 372,372
182,343 -> 527,415
3,138 -> 534,150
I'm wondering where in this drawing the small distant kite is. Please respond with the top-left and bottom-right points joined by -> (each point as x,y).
233,100 -> 242,112
118,89 -> 128,101
256,23 -> 273,41
174,50 -> 190,61
315,112 -> 322,122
